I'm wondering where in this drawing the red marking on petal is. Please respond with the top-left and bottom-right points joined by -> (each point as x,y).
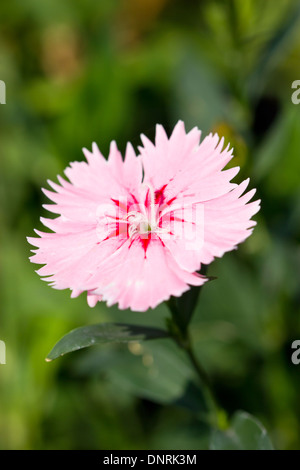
140,235 -> 151,257
111,198 -> 120,206
129,193 -> 139,205
111,198 -> 128,213
166,196 -> 176,206
144,188 -> 151,209
158,237 -> 165,247
155,184 -> 167,205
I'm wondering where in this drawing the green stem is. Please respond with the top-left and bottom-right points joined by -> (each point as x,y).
182,332 -> 222,428
166,298 -> 226,429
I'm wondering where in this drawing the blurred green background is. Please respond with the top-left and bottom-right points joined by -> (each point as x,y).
1,0 -> 300,450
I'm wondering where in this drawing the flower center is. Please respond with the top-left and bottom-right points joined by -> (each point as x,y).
96,183 -> 171,244
126,184 -> 159,239
127,212 -> 160,239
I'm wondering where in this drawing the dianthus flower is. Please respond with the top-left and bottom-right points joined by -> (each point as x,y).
28,121 -> 260,311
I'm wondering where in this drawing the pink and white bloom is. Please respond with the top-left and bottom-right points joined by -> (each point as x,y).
28,121 -> 260,311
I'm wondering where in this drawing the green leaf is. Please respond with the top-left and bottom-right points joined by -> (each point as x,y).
107,339 -> 196,404
172,380 -> 209,416
46,323 -> 169,361
70,339 -> 200,406
210,411 -> 274,450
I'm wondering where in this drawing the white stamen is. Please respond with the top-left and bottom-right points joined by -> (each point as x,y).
114,184 -> 171,240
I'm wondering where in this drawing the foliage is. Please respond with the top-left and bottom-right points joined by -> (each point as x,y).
0,0 -> 300,450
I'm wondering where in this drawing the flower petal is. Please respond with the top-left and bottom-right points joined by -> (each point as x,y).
93,238 -> 199,311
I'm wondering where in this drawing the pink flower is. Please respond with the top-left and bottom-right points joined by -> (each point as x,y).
28,121 -> 260,312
